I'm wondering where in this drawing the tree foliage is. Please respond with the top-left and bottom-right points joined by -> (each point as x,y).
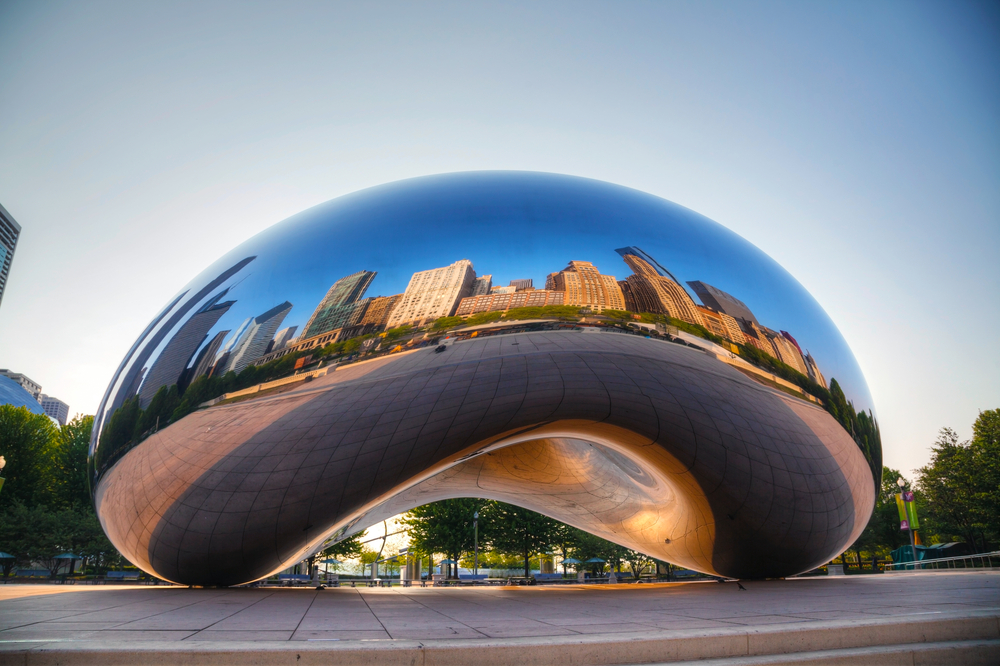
402,498 -> 487,578
915,411 -> 1000,551
480,501 -> 562,578
0,410 -> 123,577
0,405 -> 60,509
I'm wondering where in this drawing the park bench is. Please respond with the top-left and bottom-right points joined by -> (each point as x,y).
16,570 -> 50,578
105,571 -> 140,580
277,574 -> 311,585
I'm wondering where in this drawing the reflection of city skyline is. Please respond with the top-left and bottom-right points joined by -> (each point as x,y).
232,246 -> 829,388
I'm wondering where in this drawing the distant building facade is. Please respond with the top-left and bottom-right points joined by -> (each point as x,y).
0,370 -> 41,399
471,275 -> 493,296
767,329 -> 808,375
456,289 -> 565,316
303,271 -> 376,339
0,203 -> 20,314
696,306 -> 746,345
385,259 -> 476,328
139,292 -> 235,407
490,285 -> 516,294
269,326 -> 299,353
545,261 -> 624,311
805,352 -> 826,387
0,375 -> 44,415
359,294 -> 401,328
222,301 -> 293,375
39,394 -> 70,426
188,329 -> 230,382
617,253 -> 703,325
509,279 -> 533,291
686,281 -> 759,325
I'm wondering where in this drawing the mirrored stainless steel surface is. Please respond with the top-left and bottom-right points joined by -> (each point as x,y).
89,171 -> 880,584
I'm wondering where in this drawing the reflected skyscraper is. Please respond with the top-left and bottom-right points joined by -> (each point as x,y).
302,271 -> 376,338
102,256 -> 256,419
615,246 -> 682,283
509,279 -> 533,291
187,329 -> 230,383
269,326 -> 298,353
687,280 -> 759,325
359,295 -> 401,328
471,275 -> 493,296
617,252 -> 703,325
139,291 -> 235,407
805,352 -> 826,388
385,259 -> 476,327
545,261 -> 624,311
222,301 -> 293,375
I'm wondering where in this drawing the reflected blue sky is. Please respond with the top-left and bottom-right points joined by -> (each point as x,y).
114,171 -> 873,420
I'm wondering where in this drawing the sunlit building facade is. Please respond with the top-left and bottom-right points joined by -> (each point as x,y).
545,261 -> 624,311
384,259 -> 476,328
617,253 -> 703,326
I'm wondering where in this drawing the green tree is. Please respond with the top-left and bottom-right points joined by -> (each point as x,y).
0,405 -> 59,508
916,412 -> 1000,551
480,501 -> 561,578
403,498 -> 486,578
50,415 -> 94,509
319,533 -> 364,561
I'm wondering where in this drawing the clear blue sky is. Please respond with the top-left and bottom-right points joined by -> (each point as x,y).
0,0 -> 997,477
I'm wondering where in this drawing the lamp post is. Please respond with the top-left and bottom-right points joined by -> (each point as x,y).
897,477 -> 917,569
473,511 -> 479,577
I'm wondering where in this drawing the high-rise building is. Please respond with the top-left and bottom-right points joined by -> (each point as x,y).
804,352 -> 826,388
38,395 -> 70,426
139,292 -> 235,407
471,275 -> 493,296
509,279 -> 533,291
307,298 -> 372,338
188,329 -> 230,382
103,256 -> 256,420
686,281 -> 759,325
359,294 -> 402,328
270,326 -> 298,352
385,260 -> 476,328
545,261 -> 625,311
696,306 -> 746,345
614,247 -> 684,282
222,301 -> 293,375
0,203 -> 20,314
767,329 -> 808,375
781,331 -> 803,356
456,289 -> 565,316
741,322 -> 776,358
0,370 -> 41,399
302,271 -> 376,338
0,375 -> 44,415
616,253 -> 703,325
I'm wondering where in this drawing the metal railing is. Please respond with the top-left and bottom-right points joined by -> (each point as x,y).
885,550 -> 1000,571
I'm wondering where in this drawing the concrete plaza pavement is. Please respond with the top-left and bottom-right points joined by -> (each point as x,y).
0,571 -> 998,664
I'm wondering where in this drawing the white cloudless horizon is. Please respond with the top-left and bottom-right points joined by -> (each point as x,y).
0,0 -> 997,477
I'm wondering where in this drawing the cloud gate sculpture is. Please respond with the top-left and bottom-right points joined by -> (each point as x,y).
90,172 -> 880,585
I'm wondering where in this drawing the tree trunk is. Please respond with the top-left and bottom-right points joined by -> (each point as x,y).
524,545 -> 530,578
